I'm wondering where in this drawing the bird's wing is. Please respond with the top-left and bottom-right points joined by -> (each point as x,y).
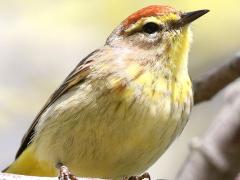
15,50 -> 99,159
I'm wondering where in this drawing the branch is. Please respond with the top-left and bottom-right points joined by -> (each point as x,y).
176,81 -> 240,180
193,53 -> 240,104
1,54 -> 240,180
0,173 -> 105,180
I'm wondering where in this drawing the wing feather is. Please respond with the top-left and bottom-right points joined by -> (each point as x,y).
15,50 -> 98,159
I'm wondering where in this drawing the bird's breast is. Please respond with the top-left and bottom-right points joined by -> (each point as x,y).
34,71 -> 192,178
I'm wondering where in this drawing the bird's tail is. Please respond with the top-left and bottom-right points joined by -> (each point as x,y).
2,144 -> 57,177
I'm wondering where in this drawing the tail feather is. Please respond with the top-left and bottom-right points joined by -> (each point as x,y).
3,145 -> 57,177
2,165 -> 10,172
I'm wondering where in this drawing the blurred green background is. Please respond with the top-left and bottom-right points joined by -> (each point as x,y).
0,1 -> 239,179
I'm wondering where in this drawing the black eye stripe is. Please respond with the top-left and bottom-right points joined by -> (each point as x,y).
142,22 -> 163,34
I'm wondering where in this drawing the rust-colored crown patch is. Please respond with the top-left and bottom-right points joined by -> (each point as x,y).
123,5 -> 178,29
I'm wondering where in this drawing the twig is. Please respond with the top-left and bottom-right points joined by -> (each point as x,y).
0,173 -> 105,180
176,81 -> 240,180
193,53 -> 240,104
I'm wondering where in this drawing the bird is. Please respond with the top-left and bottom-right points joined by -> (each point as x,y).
3,5 -> 209,180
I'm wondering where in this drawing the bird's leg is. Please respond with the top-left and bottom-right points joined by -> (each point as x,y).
127,172 -> 151,180
57,163 -> 78,180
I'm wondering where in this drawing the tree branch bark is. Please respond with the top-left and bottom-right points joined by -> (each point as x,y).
0,173 -> 105,180
1,54 -> 240,180
193,53 -> 240,104
176,80 -> 240,180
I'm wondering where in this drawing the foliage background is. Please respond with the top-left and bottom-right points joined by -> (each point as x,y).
0,1 -> 239,179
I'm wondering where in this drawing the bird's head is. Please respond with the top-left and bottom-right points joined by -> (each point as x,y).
107,5 -> 209,51
106,5 -> 209,79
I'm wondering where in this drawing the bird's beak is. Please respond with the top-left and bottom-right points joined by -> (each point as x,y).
174,9 -> 209,28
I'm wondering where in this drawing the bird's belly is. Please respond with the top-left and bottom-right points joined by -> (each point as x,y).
34,85 -> 190,179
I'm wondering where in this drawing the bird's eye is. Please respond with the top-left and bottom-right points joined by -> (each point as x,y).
142,22 -> 162,34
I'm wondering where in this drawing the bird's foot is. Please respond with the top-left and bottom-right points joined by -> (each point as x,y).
127,172 -> 151,180
58,165 -> 78,180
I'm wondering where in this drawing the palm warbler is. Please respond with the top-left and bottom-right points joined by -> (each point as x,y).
3,5 -> 209,180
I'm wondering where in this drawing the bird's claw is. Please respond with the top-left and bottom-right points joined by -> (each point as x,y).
128,172 -> 151,180
58,165 -> 78,180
